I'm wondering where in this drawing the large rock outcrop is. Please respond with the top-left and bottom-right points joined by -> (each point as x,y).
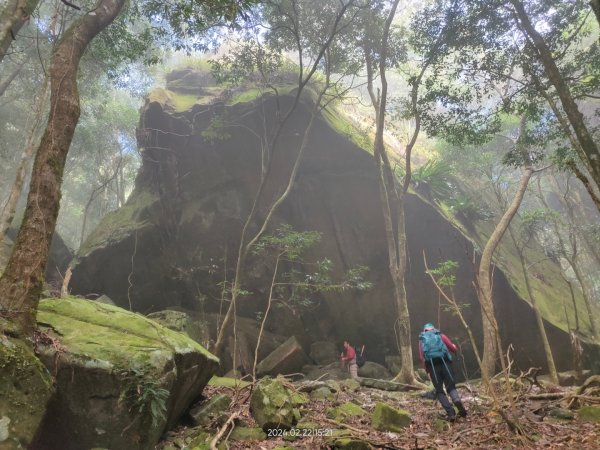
32,297 -> 219,450
0,336 -> 54,450
70,69 -> 591,376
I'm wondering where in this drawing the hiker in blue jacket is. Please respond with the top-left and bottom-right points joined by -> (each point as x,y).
418,323 -> 467,421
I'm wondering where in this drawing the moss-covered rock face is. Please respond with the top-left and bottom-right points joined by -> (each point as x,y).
32,297 -> 219,450
371,402 -> 411,432
250,377 -> 301,431
0,336 -> 54,449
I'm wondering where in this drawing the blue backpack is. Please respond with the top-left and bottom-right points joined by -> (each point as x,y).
419,329 -> 451,362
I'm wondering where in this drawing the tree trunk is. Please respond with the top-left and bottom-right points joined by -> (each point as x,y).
541,176 -> 600,339
0,75 -> 49,244
211,1 -> 356,356
477,166 -> 534,378
0,0 -> 125,337
516,241 -> 558,383
0,55 -> 26,96
0,0 -> 41,64
510,0 -> 600,190
367,0 -> 414,385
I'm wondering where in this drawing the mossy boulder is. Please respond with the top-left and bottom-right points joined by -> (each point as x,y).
189,393 -> 231,427
326,402 -> 366,421
309,341 -> 339,365
578,406 -> 600,422
229,426 -> 267,441
325,430 -> 371,450
357,362 -> 391,379
0,336 -> 54,449
250,377 -> 301,431
310,386 -> 335,400
32,297 -> 219,450
339,379 -> 360,392
371,402 -> 411,432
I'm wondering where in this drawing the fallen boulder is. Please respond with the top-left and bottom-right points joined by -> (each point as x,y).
358,361 -> 392,380
32,297 -> 219,450
309,341 -> 340,365
256,336 -> 309,377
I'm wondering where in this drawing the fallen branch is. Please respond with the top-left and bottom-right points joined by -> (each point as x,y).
527,392 -> 566,400
210,410 -> 240,450
322,417 -> 365,434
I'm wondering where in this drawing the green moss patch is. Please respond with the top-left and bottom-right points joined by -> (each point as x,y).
371,402 -> 411,432
578,406 -> 600,423
37,297 -> 218,370
78,189 -> 158,258
207,376 -> 251,389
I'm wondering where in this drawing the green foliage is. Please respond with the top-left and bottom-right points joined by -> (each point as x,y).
445,194 -> 492,222
519,208 -> 560,240
427,260 -> 459,288
412,159 -> 454,201
410,0 -> 600,174
252,225 -> 371,312
118,366 -> 169,428
136,0 -> 259,53
209,40 -> 295,90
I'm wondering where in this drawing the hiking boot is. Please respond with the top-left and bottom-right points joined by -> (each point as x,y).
442,406 -> 456,422
454,401 -> 467,418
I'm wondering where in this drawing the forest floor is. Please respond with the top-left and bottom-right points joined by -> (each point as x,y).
160,375 -> 600,450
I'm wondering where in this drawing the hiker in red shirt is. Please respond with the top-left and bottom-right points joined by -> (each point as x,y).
340,340 -> 358,379
419,323 -> 467,421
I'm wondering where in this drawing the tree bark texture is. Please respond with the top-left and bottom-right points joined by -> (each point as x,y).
510,0 -> 600,191
0,0 -> 125,336
0,0 -> 41,64
477,166 -> 533,378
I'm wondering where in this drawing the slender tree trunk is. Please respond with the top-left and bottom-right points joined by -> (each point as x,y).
0,75 -> 50,244
366,0 -> 415,385
212,2 -> 356,356
0,0 -> 125,337
477,166 -> 533,378
213,106 -> 319,355
537,178 -> 599,339
252,254 -> 280,380
510,0 -> 600,190
514,239 -> 558,383
0,0 -> 41,64
0,55 -> 27,96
